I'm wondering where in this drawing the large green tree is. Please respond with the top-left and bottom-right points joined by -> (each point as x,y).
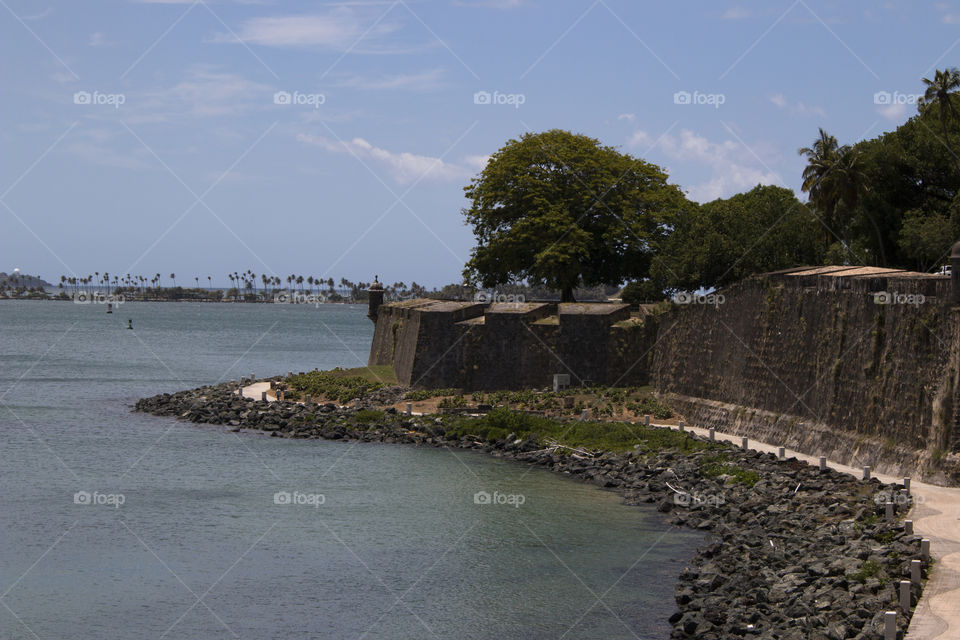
462,129 -> 689,302
651,185 -> 824,291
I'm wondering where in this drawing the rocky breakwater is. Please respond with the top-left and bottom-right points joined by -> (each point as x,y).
135,383 -> 929,640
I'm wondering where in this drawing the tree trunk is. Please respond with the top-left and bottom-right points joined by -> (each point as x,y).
561,287 -> 576,303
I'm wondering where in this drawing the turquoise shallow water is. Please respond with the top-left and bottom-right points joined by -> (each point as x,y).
0,300 -> 702,639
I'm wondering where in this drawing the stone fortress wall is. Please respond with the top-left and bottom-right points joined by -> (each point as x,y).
366,265 -> 960,480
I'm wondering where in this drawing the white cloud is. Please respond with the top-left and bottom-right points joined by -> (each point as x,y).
943,13 -> 960,23
211,8 -> 401,50
769,93 -> 826,117
88,32 -> 114,47
877,102 -> 908,121
23,7 -> 53,20
463,154 -> 490,171
140,66 -> 271,118
297,133 -> 475,185
721,6 -> 752,19
629,128 -> 782,202
453,0 -> 526,7
333,69 -> 444,91
617,113 -> 635,122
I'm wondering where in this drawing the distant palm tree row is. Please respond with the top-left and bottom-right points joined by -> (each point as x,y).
56,271 -> 429,303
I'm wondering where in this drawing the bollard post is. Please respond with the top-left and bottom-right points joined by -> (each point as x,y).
904,520 -> 914,535
709,428 -> 715,442
911,559 -> 922,584
678,420 -> 685,432
863,466 -> 871,481
582,409 -> 590,421
305,394 -> 311,405
251,373 -> 255,382
884,611 -> 896,640
904,477 -> 911,495
900,580 -> 912,610
819,456 -> 827,471
406,402 -> 412,416
741,437 -> 748,450
886,501 -> 894,522
643,414 -> 650,426
778,447 -> 785,460
922,539 -> 930,562
261,391 -> 267,402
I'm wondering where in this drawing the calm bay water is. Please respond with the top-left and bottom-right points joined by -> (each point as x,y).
0,300 -> 701,639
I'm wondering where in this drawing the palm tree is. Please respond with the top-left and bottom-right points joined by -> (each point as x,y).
799,128 -> 845,244
169,273 -> 176,288
920,67 -> 960,173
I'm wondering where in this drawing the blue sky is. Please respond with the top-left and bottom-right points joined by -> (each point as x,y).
2,0 -> 959,288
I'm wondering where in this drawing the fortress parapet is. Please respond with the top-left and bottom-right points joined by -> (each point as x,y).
368,298 -> 645,390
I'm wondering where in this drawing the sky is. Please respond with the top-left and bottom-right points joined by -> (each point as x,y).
2,0 -> 959,288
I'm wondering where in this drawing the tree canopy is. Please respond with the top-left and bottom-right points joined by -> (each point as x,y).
461,129 -> 690,302
651,185 -> 824,292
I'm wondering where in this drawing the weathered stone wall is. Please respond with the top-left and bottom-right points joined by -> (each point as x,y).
367,270 -> 960,480
650,272 -> 958,480
368,301 -> 648,390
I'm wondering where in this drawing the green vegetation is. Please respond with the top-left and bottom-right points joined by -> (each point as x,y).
405,388 -> 462,401
442,407 -> 711,454
461,129 -> 690,302
698,453 -> 761,487
285,369 -> 391,403
652,185 -> 824,292
847,559 -> 881,583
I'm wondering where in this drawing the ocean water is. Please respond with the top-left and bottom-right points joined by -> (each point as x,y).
0,300 -> 702,639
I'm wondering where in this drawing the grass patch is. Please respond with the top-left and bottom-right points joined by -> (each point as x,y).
442,407 -> 712,454
285,369 -> 391,403
354,409 -> 385,423
847,559 -> 881,583
698,453 -> 760,487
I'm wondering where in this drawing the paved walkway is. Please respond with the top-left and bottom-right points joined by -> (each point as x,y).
648,420 -> 959,640
239,381 -> 273,402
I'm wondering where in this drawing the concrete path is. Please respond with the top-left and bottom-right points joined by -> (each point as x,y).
239,381 -> 273,402
648,421 -> 958,640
